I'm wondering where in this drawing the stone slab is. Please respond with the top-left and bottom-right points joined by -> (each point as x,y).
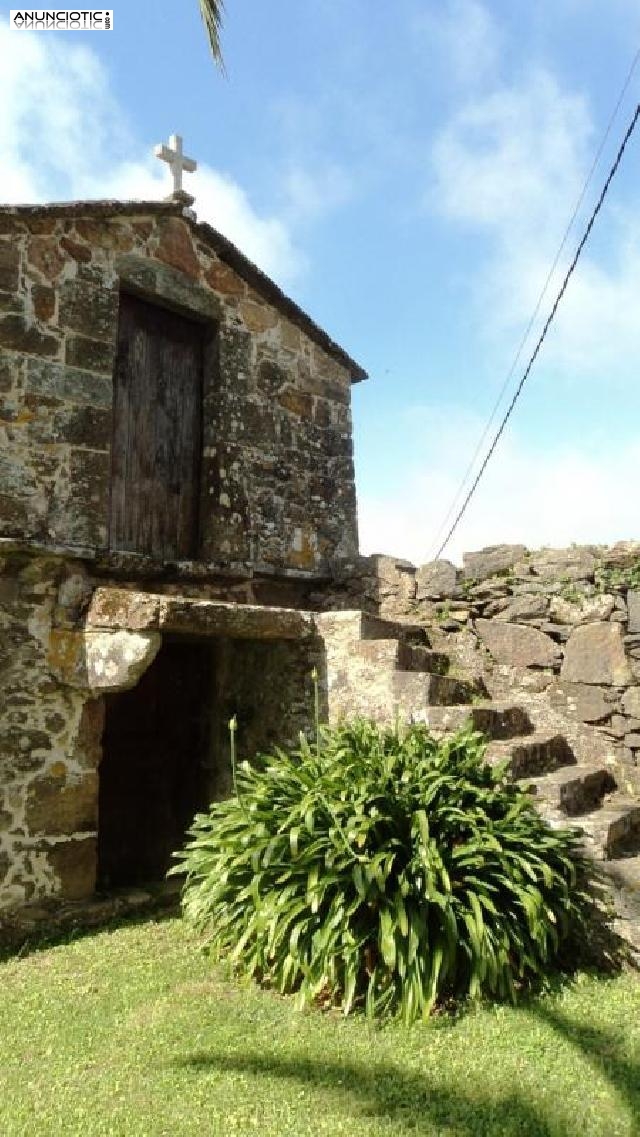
549,593 -> 615,625
495,594 -> 548,622
25,771 -> 98,836
548,682 -> 612,723
46,836 -> 97,901
561,622 -> 633,686
415,559 -> 458,599
628,591 -> 640,635
475,619 -> 561,669
463,545 -> 527,583
622,688 -> 640,718
87,588 -> 316,641
529,547 -> 597,581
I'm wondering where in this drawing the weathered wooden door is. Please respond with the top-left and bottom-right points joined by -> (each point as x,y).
109,293 -> 204,559
98,638 -> 215,886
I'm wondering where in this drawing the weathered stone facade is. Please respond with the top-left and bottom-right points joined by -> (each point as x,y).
0,199 -> 363,569
0,551 -> 326,912
6,193 -> 638,950
0,198 -> 366,921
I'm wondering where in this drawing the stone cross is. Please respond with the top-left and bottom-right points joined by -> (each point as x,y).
154,133 -> 197,197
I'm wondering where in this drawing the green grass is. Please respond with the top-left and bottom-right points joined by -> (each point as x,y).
0,917 -> 638,1137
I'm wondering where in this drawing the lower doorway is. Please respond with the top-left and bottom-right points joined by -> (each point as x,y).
97,637 -> 215,888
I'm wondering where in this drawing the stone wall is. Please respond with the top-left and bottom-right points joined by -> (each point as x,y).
0,552 -> 325,915
0,200 -> 361,575
0,554 -> 100,908
333,543 -> 640,793
209,636 -> 322,800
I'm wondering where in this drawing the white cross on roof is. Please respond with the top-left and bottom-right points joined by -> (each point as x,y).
154,133 -> 197,196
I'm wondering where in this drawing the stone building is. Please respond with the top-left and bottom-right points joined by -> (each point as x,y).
0,192 -> 367,914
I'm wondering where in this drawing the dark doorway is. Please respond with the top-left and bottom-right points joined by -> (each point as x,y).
109,292 -> 205,560
98,638 -> 214,888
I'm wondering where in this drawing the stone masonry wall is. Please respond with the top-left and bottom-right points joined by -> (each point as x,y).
0,201 -> 360,574
0,554 -> 101,908
331,542 -> 640,794
0,551 -> 324,916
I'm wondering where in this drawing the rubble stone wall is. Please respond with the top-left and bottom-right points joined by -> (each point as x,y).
0,552 -> 324,916
0,202 -> 359,574
335,542 -> 640,793
0,554 -> 100,909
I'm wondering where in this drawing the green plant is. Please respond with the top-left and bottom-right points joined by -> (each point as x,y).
595,560 -> 640,593
198,0 -> 225,68
435,600 -> 452,622
495,566 -> 516,581
173,720 -> 595,1024
558,575 -> 584,604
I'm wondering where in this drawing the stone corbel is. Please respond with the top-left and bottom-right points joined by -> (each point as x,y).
47,628 -> 161,693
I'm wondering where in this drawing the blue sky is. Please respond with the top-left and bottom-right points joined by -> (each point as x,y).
2,0 -> 640,563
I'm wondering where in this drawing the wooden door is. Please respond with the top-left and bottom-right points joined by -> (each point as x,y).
98,638 -> 215,887
109,293 -> 204,559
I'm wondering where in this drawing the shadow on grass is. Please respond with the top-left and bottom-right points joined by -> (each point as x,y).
531,998 -> 640,1123
173,966 -> 639,1137
0,894 -> 179,964
174,1049 -> 565,1136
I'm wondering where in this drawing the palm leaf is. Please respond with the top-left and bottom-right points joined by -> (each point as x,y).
198,0 -> 226,70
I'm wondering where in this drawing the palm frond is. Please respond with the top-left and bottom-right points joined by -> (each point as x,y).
198,0 -> 226,71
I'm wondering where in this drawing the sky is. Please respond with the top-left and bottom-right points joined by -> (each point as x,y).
1,0 -> 640,565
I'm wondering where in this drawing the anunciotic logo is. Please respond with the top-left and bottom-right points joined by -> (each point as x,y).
10,10 -> 114,30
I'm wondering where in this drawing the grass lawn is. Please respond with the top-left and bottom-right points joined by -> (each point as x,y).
0,917 -> 638,1137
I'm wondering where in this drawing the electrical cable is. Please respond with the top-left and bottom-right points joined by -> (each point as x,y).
433,99 -> 640,561
429,47 -> 640,559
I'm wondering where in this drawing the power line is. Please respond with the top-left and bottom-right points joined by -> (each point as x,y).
433,99 -> 640,562
429,47 -> 640,559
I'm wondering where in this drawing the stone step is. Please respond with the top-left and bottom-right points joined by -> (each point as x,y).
423,702 -> 535,740
600,855 -> 640,919
360,612 -> 430,647
392,670 -> 485,709
523,764 -> 616,817
574,799 -> 640,859
354,639 -> 450,675
485,732 -> 577,779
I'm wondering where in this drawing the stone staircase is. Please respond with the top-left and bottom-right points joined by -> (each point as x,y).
317,610 -> 640,955
318,611 -> 485,725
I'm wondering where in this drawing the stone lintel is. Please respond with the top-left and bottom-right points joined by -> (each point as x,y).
87,587 -> 316,641
116,253 -> 222,323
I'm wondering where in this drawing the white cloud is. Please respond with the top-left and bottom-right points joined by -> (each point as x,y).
429,36 -> 640,383
358,404 -> 640,565
0,22 -> 121,200
0,19 -> 302,286
539,214 -> 640,379
412,0 -> 503,89
431,69 -> 592,237
283,163 -> 354,223
78,160 -> 304,284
